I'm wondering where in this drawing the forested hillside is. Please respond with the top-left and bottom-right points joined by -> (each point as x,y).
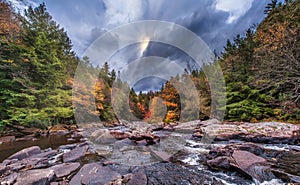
0,2 -> 78,130
0,0 -> 299,134
140,0 -> 300,123
220,0 -> 299,122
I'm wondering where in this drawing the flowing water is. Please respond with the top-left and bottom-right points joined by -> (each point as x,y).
0,134 -> 79,162
0,126 -> 299,184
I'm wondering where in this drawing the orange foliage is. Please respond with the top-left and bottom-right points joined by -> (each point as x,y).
0,1 -> 21,43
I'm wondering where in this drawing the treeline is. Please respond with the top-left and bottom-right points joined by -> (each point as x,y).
0,0 -> 299,132
0,2 -> 78,130
127,0 -> 300,123
221,0 -> 299,122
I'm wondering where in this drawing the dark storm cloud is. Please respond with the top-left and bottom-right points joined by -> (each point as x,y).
12,0 -> 270,91
17,0 -> 270,56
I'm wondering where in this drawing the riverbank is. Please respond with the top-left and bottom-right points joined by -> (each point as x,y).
0,120 -> 299,184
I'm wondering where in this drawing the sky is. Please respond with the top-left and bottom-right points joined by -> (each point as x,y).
10,0 -> 270,91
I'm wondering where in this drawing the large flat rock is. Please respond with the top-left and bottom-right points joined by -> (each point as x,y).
63,145 -> 88,163
14,169 -> 56,185
69,163 -> 120,185
50,163 -> 80,178
8,146 -> 41,160
231,150 -> 274,182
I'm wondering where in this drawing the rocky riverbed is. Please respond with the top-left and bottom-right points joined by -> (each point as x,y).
0,119 -> 299,185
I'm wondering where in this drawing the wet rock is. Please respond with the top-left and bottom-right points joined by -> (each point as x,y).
0,172 -> 18,185
8,146 -> 41,160
113,138 -> 133,149
211,122 -> 300,144
136,139 -> 147,146
69,163 -> 121,185
0,164 -> 7,175
91,128 -> 109,138
272,169 -> 300,183
69,163 -> 101,185
231,150 -> 274,182
14,169 -> 56,185
151,150 -> 172,162
82,166 -> 121,185
192,131 -> 204,138
58,143 -> 77,151
143,162 -> 222,185
236,143 -> 264,156
0,136 -> 15,143
207,156 -> 233,170
174,120 -> 202,133
232,150 -> 267,169
94,130 -> 116,144
49,163 -> 80,178
109,130 -> 130,140
126,170 -> 147,185
274,151 -> 300,177
163,125 -> 174,131
146,123 -> 164,132
63,145 -> 88,163
29,149 -> 57,159
70,131 -> 82,139
129,133 -> 160,145
103,160 -> 115,166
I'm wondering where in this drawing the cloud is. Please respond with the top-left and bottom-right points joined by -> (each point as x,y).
102,0 -> 144,29
9,0 -> 270,91
215,0 -> 254,23
9,0 -> 40,13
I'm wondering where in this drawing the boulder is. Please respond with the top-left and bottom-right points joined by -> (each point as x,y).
212,122 -> 300,144
174,120 -> 202,133
207,156 -> 233,170
136,139 -> 147,146
69,163 -> 121,185
151,150 -> 172,162
0,172 -> 18,185
231,150 -> 274,182
8,146 -> 41,160
126,170 -> 147,185
232,150 -> 267,169
109,130 -> 130,140
49,163 -> 80,178
63,145 -> 88,163
113,138 -> 133,149
29,149 -> 57,159
129,133 -> 160,145
143,162 -> 224,185
94,131 -> 116,144
14,169 -> 56,185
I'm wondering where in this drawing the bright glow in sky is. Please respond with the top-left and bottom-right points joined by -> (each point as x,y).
215,0 -> 254,23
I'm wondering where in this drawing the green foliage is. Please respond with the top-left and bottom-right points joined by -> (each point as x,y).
0,2 -> 78,129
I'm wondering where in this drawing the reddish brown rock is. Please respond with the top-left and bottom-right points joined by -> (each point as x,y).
14,169 -> 56,185
207,156 -> 233,170
109,130 -> 130,140
63,145 -> 88,163
49,163 -> 80,178
69,163 -> 121,185
126,170 -> 147,185
231,150 -> 274,182
151,150 -> 172,162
